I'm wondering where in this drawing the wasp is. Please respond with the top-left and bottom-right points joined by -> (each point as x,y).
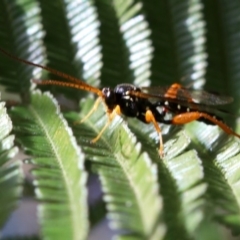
1,48 -> 239,157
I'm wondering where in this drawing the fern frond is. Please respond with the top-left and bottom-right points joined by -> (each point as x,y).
10,91 -> 88,240
0,100 -> 22,229
203,0 -> 240,119
38,0 -> 83,75
187,121 -> 240,235
66,99 -> 165,239
129,122 -> 207,240
161,150 -> 207,239
113,0 -> 152,86
94,0 -> 134,87
0,0 -> 41,95
36,0 -> 100,98
1,0 -> 240,239
141,0 -> 206,86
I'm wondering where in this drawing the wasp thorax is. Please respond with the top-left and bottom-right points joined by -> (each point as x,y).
114,84 -> 139,95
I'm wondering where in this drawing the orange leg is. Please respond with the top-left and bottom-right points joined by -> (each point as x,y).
75,97 -> 102,125
145,110 -> 164,158
171,112 -> 240,138
91,105 -> 121,143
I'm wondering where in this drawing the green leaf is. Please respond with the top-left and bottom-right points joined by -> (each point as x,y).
66,98 -> 166,240
129,123 -> 207,240
0,100 -> 22,229
141,0 -> 207,86
38,0 -> 83,77
187,121 -> 240,235
95,0 -> 151,87
10,91 -> 88,240
195,217 -> 228,240
162,150 -> 207,239
203,0 -> 240,101
35,0 -> 100,98
2,0 -> 240,239
0,0 -> 41,96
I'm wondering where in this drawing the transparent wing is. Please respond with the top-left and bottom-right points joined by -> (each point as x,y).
140,85 -> 233,105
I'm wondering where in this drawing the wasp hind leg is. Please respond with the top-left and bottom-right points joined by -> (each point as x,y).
171,111 -> 240,138
145,109 -> 164,158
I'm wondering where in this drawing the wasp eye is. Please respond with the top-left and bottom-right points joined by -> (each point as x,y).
102,87 -> 111,97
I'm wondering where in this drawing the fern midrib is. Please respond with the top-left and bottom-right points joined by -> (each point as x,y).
29,105 -> 79,240
86,115 -> 149,235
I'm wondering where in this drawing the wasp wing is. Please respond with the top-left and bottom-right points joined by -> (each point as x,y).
140,86 -> 233,106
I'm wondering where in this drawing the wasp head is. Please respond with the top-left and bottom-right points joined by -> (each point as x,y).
102,87 -> 116,110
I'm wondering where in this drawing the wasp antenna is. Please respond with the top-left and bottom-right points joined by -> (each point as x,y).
0,48 -> 71,81
32,79 -> 41,84
31,79 -> 103,97
0,48 -> 103,96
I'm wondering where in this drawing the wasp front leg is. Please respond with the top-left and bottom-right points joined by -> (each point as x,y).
145,109 -> 164,158
91,105 -> 121,143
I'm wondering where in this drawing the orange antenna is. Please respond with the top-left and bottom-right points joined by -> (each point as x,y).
0,48 -> 103,96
